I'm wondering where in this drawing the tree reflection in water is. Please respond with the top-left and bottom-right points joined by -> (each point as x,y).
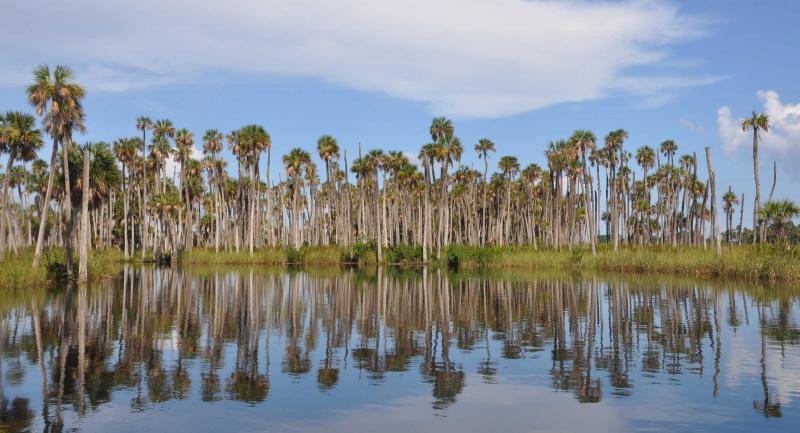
1,267 -> 799,429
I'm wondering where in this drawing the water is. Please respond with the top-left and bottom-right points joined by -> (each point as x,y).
1,267 -> 799,433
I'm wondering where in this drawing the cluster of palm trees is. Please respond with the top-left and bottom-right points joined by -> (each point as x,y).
2,64 -> 799,268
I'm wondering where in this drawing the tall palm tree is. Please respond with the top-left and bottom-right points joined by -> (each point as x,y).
26,65 -> 86,268
1,112 -> 42,252
498,156 -> 519,245
239,124 -> 270,253
203,129 -> 224,252
317,135 -> 340,244
283,148 -> 311,248
474,138 -> 495,245
430,117 -> 456,255
174,128 -> 195,251
368,149 -> 386,260
604,129 -> 628,251
741,111 -> 769,243
136,116 -> 153,250
113,138 -> 136,258
570,130 -> 597,254
722,188 -> 739,244
317,135 -> 340,186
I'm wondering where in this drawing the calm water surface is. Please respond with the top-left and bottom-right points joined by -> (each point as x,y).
1,267 -> 799,433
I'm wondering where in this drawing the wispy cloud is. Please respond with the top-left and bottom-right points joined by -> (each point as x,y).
679,118 -> 705,133
3,0 -> 711,117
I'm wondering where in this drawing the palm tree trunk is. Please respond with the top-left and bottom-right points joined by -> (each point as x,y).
78,147 -> 91,282
705,147 -> 721,257
63,136 -> 75,275
32,137 -> 60,267
581,151 -> 595,255
123,163 -> 129,259
752,129 -> 761,244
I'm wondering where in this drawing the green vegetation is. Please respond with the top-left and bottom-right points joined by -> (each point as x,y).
0,247 -> 123,291
445,244 -> 800,281
3,64 -> 800,288
176,243 -> 800,282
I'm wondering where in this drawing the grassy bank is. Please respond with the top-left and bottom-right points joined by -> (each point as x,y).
446,244 -> 800,281
181,245 -> 364,266
0,247 -> 125,291
178,243 -> 800,282
6,244 -> 791,288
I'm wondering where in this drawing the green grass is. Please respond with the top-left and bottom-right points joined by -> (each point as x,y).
0,247 -> 125,291
181,245 -> 347,266
179,243 -> 800,281
446,244 -> 800,281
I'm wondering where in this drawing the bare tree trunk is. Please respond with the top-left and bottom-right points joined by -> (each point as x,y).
78,147 -> 91,282
33,137 -> 60,267
752,129 -> 761,244
738,193 -> 745,245
63,136 -> 75,275
705,148 -> 721,258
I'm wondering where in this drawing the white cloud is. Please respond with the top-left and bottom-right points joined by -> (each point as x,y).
679,118 -> 705,133
164,146 -> 203,182
3,0 -> 710,117
717,90 -> 800,155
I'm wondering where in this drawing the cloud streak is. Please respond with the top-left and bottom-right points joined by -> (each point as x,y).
4,0 -> 711,117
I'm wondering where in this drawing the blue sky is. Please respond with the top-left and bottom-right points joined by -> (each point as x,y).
2,0 -> 799,216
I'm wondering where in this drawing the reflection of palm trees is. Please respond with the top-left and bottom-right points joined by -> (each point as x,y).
3,268 -> 800,423
755,304 -> 781,417
226,272 -> 269,402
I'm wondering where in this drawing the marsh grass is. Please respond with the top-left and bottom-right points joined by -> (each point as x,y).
0,247 -> 125,291
179,244 -> 800,281
447,244 -> 800,281
181,245 -> 345,266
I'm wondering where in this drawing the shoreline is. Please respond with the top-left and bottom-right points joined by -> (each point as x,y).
3,244 -> 798,291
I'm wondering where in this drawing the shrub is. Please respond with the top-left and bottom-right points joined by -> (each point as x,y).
386,244 -> 423,264
285,246 -> 306,264
340,242 -> 375,264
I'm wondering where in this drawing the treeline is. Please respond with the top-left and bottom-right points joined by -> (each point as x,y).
1,65 -> 799,270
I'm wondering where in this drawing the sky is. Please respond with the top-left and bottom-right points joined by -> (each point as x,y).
2,0 -> 799,222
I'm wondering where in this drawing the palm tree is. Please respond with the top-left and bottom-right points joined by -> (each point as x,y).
26,65 -> 86,268
604,129 -> 628,251
430,117 -> 457,255
741,111 -> 769,243
152,119 -> 175,193
570,130 -> 597,254
283,148 -> 311,248
174,128 -> 195,251
317,135 -> 340,186
635,145 -> 656,244
474,138 -> 495,245
365,149 -> 385,261
203,129 -> 224,252
758,199 -> 799,246
498,156 -> 519,245
722,188 -> 739,244
113,138 -> 136,258
136,116 -> 153,250
1,112 -> 43,252
240,125 -> 270,253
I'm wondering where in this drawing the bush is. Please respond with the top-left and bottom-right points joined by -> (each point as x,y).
340,242 -> 375,264
386,244 -> 423,264
446,245 -> 497,269
285,246 -> 306,264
